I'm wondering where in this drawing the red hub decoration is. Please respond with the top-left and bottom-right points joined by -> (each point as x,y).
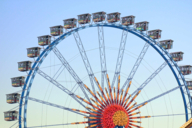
101,104 -> 129,128
70,78 -> 150,128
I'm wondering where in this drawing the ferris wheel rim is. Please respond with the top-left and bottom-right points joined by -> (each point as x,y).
19,23 -> 191,128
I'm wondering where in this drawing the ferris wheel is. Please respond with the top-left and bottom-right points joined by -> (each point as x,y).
4,11 -> 192,128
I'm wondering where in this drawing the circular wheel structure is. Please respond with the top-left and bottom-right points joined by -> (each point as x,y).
5,12 -> 192,128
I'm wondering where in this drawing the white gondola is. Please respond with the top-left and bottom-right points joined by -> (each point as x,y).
78,13 -> 91,24
18,61 -> 32,72
121,15 -> 135,26
92,11 -> 106,22
50,25 -> 63,36
37,35 -> 51,46
179,65 -> 192,75
148,29 -> 162,39
6,93 -> 20,104
159,39 -> 173,49
170,51 -> 184,61
27,47 -> 41,58
107,12 -> 121,23
135,21 -> 149,31
63,18 -> 77,29
4,111 -> 18,121
11,76 -> 25,87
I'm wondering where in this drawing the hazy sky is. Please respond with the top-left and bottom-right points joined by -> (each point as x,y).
1,0 -> 192,128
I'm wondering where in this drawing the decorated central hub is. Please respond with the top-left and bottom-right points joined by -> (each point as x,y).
71,76 -> 151,128
102,104 -> 129,127
113,110 -> 128,126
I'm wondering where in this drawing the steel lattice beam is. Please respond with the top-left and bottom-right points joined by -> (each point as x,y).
28,97 -> 86,116
36,69 -> 90,111
121,42 -> 150,92
27,123 -> 71,128
73,31 -> 97,94
97,26 -> 108,90
52,47 -> 92,105
133,85 -> 184,109
111,30 -> 128,89
126,61 -> 168,102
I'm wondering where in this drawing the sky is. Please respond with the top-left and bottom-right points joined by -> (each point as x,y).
1,0 -> 192,128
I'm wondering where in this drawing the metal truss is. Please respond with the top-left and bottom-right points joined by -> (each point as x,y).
73,31 -> 97,94
28,97 -> 86,116
121,42 -> 150,92
97,26 -> 108,90
133,85 -> 184,109
27,123 -> 71,128
129,61 -> 168,100
36,69 -> 89,111
111,29 -> 128,89
52,47 -> 92,105
10,120 -> 18,128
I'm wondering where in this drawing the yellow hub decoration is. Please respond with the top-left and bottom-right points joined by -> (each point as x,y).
112,110 -> 128,126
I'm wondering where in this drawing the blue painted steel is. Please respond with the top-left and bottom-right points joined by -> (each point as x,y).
19,23 -> 191,128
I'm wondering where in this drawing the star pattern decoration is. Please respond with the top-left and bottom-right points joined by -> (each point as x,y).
70,74 -> 150,128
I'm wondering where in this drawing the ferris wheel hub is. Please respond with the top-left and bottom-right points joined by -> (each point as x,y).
101,104 -> 129,128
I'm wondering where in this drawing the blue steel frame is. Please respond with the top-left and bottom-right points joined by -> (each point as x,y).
19,23 -> 192,128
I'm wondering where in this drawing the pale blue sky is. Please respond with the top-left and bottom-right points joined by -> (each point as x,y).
1,0 -> 192,128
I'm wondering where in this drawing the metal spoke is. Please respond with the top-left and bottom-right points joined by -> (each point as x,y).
52,47 -> 92,105
129,61 -> 168,99
73,31 -> 97,94
36,69 -> 89,111
151,113 -> 191,117
121,42 -> 150,92
10,120 -> 18,128
27,123 -> 71,128
28,97 -> 86,116
97,26 -> 108,90
133,85 -> 184,109
111,30 -> 128,89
